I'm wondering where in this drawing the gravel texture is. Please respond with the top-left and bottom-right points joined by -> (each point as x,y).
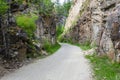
1,43 -> 93,80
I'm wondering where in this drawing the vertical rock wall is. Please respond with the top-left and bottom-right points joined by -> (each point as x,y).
64,0 -> 86,31
64,0 -> 120,62
0,1 -> 57,71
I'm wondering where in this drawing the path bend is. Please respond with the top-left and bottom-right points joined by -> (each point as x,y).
1,43 -> 93,80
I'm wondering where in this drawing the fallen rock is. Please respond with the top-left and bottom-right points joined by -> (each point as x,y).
41,50 -> 48,56
83,48 -> 96,55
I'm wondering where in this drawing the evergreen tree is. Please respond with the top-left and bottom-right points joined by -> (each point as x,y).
38,0 -> 54,16
55,0 -> 72,17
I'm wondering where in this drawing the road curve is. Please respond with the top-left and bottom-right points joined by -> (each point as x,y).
1,43 -> 93,80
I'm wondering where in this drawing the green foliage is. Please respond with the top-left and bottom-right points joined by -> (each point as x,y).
16,14 -> 38,37
38,0 -> 54,16
59,35 -> 92,50
55,0 -> 72,17
72,41 -> 92,50
75,41 -> 92,50
56,26 -> 64,39
86,55 -> 120,80
59,36 -> 73,43
0,0 -> 8,15
43,40 -> 61,54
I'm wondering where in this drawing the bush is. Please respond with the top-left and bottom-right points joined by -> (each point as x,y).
16,14 -> 38,37
76,41 -> 92,50
56,26 -> 64,39
43,39 -> 61,54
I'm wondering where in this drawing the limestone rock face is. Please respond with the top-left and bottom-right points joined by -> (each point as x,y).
90,0 -> 103,45
64,0 -> 87,31
96,2 -> 120,62
63,0 -> 92,43
64,0 -> 120,62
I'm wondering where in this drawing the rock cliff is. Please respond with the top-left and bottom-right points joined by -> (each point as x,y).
63,0 -> 120,62
0,0 -> 57,77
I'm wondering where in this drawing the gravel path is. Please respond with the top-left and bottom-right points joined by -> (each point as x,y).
0,43 -> 93,80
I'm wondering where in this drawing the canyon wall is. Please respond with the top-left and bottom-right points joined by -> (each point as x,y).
0,1 -> 57,76
63,0 -> 120,62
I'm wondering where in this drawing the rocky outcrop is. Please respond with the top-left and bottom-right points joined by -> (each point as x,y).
0,0 -> 57,77
35,15 -> 57,45
64,0 -> 87,31
98,3 -> 120,62
63,0 -> 120,62
63,0 -> 92,43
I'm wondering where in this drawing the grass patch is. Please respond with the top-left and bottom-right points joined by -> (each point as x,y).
86,55 -> 120,80
44,43 -> 61,54
56,26 -> 64,40
74,41 -> 92,50
58,31 -> 92,51
60,38 -> 92,50
43,40 -> 61,54
38,43 -> 61,59
16,14 -> 38,37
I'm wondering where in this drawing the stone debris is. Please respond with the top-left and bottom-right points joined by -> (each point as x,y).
83,48 -> 96,55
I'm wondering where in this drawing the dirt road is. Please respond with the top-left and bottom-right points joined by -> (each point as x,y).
1,43 -> 93,80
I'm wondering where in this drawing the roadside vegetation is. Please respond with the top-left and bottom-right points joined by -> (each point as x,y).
59,37 -> 92,50
16,14 -> 38,37
74,41 -> 92,50
56,26 -> 64,40
86,55 -> 120,80
0,0 -> 72,57
41,0 -> 72,55
15,0 -> 68,56
43,40 -> 61,54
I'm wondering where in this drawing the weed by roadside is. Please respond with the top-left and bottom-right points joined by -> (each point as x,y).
86,55 -> 120,80
58,34 -> 93,50
74,41 -> 92,50
43,40 -> 61,55
56,26 -> 64,40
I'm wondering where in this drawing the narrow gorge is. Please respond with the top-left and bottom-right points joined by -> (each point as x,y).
1,0 -> 120,80
62,0 -> 120,62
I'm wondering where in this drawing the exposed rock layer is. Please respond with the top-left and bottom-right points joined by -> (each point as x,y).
0,1 -> 57,77
64,0 -> 120,62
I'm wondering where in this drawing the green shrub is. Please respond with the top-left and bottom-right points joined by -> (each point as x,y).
76,41 -> 92,50
43,39 -> 61,54
58,35 -> 73,43
16,14 -> 38,37
56,26 -> 64,39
